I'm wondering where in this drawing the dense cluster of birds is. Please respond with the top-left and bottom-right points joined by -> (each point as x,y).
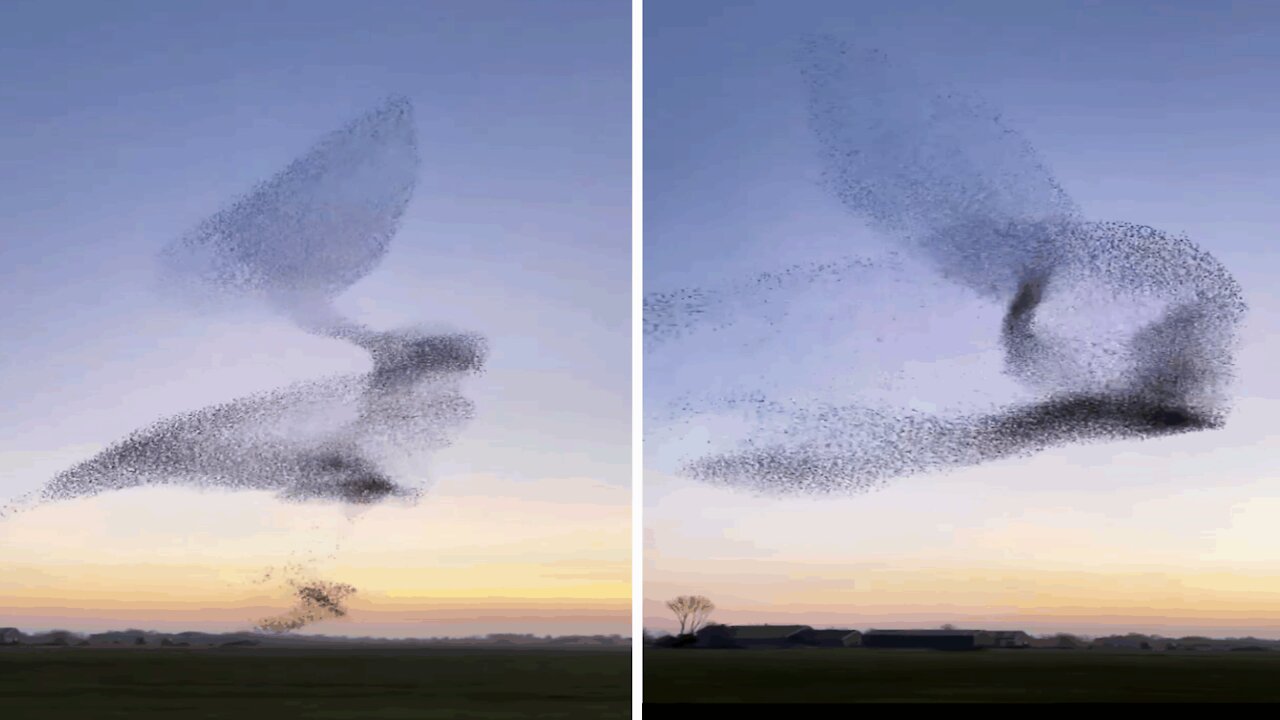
5,96 -> 487,632
647,35 -> 1245,495
38,96 -> 486,509
255,579 -> 358,634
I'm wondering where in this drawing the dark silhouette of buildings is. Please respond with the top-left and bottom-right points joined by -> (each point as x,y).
863,629 -> 988,651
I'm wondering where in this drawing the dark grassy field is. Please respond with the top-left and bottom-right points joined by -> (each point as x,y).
645,648 -> 1280,703
0,647 -> 629,719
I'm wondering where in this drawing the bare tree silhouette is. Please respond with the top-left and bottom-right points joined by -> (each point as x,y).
666,595 -> 715,636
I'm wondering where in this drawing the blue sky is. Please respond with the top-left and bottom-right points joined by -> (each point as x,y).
0,0 -> 631,635
644,0 -> 1280,636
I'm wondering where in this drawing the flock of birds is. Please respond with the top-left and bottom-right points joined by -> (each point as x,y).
5,96 -> 486,630
0,33 -> 1248,627
646,35 -> 1244,495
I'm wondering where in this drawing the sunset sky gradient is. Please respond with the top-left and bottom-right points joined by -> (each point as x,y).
645,0 -> 1280,638
0,0 -> 630,637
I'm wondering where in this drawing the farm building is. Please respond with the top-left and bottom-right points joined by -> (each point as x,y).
692,624 -> 735,648
863,629 -> 991,651
695,624 -> 813,649
1028,634 -> 1085,649
990,631 -> 1031,648
1,627 -> 20,645
786,628 -> 859,647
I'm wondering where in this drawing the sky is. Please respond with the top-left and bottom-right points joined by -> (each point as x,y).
0,0 -> 630,637
644,0 -> 1280,638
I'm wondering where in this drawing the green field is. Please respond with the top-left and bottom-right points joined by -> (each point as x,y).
644,648 -> 1280,703
0,647 -> 629,719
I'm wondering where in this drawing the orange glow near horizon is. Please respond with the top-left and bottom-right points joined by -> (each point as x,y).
0,473 -> 629,636
644,416 -> 1280,640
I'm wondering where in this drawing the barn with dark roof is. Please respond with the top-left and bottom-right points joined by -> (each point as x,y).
862,629 -> 992,650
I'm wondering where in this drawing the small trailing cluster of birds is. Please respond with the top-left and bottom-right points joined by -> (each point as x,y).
255,579 -> 359,634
